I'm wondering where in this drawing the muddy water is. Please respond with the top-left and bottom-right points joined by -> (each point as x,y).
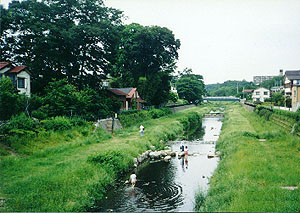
93,117 -> 222,212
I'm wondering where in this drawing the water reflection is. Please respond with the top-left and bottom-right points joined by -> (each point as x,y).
93,117 -> 222,212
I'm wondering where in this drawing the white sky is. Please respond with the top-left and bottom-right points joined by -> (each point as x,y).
2,0 -> 300,84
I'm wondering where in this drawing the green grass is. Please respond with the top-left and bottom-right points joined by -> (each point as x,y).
196,103 -> 300,212
0,104 -> 210,212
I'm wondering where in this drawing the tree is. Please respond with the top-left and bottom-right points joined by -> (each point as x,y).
1,0 -> 123,93
0,77 -> 23,120
39,79 -> 121,120
112,23 -> 180,105
176,69 -> 205,104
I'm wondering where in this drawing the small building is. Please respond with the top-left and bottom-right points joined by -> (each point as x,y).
107,88 -> 145,111
253,76 -> 274,85
284,70 -> 300,111
0,62 -> 31,97
252,87 -> 270,102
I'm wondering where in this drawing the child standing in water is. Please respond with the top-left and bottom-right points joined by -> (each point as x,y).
129,173 -> 137,188
184,146 -> 188,159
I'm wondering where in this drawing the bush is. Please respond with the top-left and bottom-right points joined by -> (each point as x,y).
258,109 -> 272,120
69,117 -> 88,126
42,116 -> 72,131
88,149 -> 131,174
149,108 -> 172,119
118,108 -> 172,127
180,112 -> 202,137
0,113 -> 38,137
275,109 -> 299,121
31,110 -> 48,120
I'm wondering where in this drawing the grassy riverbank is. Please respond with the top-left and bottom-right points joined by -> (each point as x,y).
0,105 -> 210,212
196,103 -> 300,212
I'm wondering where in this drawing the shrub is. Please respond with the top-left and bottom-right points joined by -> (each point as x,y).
31,110 -> 48,120
69,117 -> 88,126
149,108 -> 172,119
42,116 -> 72,131
274,109 -> 299,121
0,113 -> 38,137
118,108 -> 172,127
88,149 -> 131,174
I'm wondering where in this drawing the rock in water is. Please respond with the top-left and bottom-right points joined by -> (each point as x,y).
164,156 -> 171,162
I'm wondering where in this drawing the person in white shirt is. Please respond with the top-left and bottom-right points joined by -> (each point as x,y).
139,124 -> 144,136
129,173 -> 137,188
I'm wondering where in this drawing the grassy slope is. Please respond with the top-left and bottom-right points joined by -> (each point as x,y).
198,103 -> 300,212
0,105 -> 210,212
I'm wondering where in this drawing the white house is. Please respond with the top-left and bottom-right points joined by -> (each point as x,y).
0,62 -> 31,97
252,87 -> 270,102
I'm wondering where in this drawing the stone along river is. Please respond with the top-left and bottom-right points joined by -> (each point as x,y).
93,117 -> 223,212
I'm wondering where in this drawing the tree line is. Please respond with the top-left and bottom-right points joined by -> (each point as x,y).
0,0 -> 205,121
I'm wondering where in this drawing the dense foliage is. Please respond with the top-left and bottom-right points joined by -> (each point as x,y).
1,0 -> 123,92
1,1 -> 182,109
0,77 -> 26,120
111,23 -> 181,105
176,68 -> 205,104
118,107 -> 172,127
206,80 -> 255,97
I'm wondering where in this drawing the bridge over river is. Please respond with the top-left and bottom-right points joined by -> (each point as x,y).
203,96 -> 240,102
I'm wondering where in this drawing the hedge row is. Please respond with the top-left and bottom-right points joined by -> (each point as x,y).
0,113 -> 88,138
255,105 -> 300,122
118,108 -> 172,127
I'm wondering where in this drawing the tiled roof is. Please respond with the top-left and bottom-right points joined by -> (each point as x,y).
108,88 -> 134,96
243,89 -> 253,93
6,65 -> 27,73
285,71 -> 300,80
108,88 -> 128,96
0,62 -> 11,69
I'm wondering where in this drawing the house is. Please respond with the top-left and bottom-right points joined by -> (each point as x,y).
284,70 -> 300,111
252,87 -> 270,102
0,62 -> 31,97
107,88 -> 145,111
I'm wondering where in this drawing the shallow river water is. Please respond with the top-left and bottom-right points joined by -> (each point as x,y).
93,117 -> 223,212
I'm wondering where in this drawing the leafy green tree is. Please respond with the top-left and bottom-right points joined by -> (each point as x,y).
112,23 -> 180,105
0,77 -> 23,120
40,79 -> 120,119
206,80 -> 255,97
169,92 -> 179,103
261,76 -> 284,89
1,0 -> 123,93
271,92 -> 284,106
176,69 -> 205,104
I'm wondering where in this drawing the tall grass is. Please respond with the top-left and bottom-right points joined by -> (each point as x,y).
0,104 -> 209,212
196,103 -> 300,212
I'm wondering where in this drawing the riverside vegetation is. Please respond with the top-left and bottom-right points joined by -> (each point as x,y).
0,105 -> 209,212
196,102 -> 300,212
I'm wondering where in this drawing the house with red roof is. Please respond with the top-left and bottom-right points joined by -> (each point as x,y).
0,62 -> 31,96
107,88 -> 145,110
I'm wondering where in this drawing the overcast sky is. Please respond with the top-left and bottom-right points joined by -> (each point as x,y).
2,0 -> 300,84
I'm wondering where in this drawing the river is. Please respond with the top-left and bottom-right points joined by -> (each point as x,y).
93,117 -> 223,212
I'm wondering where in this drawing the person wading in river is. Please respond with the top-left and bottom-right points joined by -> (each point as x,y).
129,173 -> 137,188
184,146 -> 188,160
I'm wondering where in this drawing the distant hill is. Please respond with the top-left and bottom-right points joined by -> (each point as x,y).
205,80 -> 256,97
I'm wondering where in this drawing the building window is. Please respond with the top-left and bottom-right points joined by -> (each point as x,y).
17,77 -> 25,88
256,92 -> 260,95
264,92 -> 268,95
